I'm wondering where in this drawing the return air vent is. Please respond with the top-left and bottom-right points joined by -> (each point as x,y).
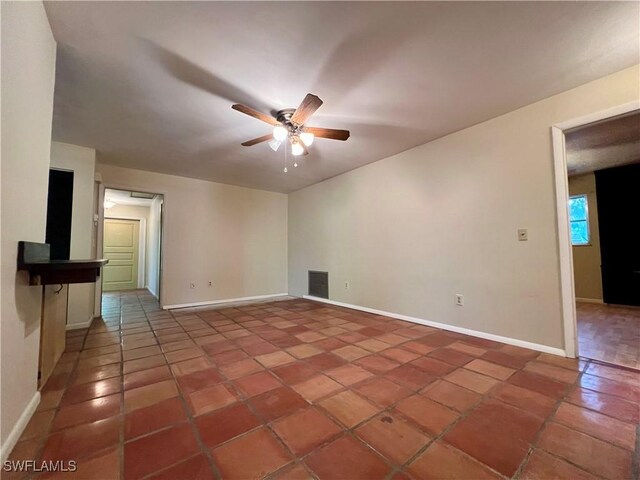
308,271 -> 328,299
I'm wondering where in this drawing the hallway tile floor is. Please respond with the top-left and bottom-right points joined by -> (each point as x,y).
6,291 -> 639,479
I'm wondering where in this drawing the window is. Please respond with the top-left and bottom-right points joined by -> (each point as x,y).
569,194 -> 590,245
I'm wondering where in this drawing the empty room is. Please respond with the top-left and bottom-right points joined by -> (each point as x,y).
1,2 -> 638,480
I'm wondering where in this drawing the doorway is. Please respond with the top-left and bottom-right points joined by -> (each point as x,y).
102,188 -> 164,302
554,106 -> 639,369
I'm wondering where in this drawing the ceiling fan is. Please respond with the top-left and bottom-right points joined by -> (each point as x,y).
232,94 -> 350,157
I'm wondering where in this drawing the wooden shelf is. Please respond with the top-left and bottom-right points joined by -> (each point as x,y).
18,241 -> 108,286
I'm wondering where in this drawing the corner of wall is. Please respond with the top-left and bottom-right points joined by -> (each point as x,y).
1,0 -> 57,455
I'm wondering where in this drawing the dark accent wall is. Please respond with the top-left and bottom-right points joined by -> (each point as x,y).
595,163 -> 640,306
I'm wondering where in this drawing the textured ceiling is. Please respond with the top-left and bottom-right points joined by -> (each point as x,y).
45,1 -> 640,193
566,111 -> 640,177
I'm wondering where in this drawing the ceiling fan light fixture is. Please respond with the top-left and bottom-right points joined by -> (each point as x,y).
233,94 -> 350,158
300,132 -> 314,146
268,138 -> 282,152
273,125 -> 288,142
291,141 -> 304,156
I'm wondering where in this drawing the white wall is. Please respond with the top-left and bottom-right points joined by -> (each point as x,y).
0,1 -> 56,456
289,66 -> 639,351
568,173 -> 603,301
96,164 -> 288,307
50,142 -> 97,328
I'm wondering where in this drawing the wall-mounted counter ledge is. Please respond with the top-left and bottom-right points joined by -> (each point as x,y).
17,241 -> 108,286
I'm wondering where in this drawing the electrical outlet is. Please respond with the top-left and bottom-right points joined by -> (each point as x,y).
208,281 -> 213,287
345,282 -> 349,290
455,294 -> 464,306
190,281 -> 196,289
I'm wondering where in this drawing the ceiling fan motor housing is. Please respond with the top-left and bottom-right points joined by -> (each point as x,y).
276,108 -> 303,133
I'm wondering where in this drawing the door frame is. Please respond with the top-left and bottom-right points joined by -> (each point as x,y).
103,216 -> 146,289
551,100 -> 639,358
97,182 -> 167,307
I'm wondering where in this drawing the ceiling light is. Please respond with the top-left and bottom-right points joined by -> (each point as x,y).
300,132 -> 314,146
104,200 -> 115,209
291,142 -> 304,156
130,191 -> 155,199
268,139 -> 282,152
273,125 -> 288,142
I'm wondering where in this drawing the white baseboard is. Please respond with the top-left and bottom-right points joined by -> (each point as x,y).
164,293 -> 290,310
576,297 -> 603,304
66,315 -> 95,331
303,295 -> 567,357
1,391 -> 40,462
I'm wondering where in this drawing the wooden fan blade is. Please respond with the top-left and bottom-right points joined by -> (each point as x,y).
303,126 -> 350,141
290,94 -> 323,125
232,104 -> 279,126
241,134 -> 273,146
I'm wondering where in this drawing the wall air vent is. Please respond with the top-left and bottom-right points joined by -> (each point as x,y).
308,271 -> 328,299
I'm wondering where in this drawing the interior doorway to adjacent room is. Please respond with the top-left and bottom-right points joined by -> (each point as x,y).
102,188 -> 164,302
555,108 -> 639,369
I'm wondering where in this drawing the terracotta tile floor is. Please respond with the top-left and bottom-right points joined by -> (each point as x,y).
7,291 -> 639,480
577,302 -> 640,370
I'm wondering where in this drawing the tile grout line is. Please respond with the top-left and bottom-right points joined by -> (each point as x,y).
117,298 -> 126,480
388,358 -> 542,478
146,304 -> 224,480
174,307 -> 322,479
24,292 -> 639,480
27,313 -> 94,480
633,422 -> 640,480
179,300 -> 638,480
182,309 -> 496,478
511,359 -> 593,480
517,355 -> 637,478
168,304 -> 388,478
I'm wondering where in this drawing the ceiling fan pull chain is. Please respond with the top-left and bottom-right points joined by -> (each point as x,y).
283,142 -> 288,173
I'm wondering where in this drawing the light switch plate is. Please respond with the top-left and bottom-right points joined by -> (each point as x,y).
518,228 -> 528,241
